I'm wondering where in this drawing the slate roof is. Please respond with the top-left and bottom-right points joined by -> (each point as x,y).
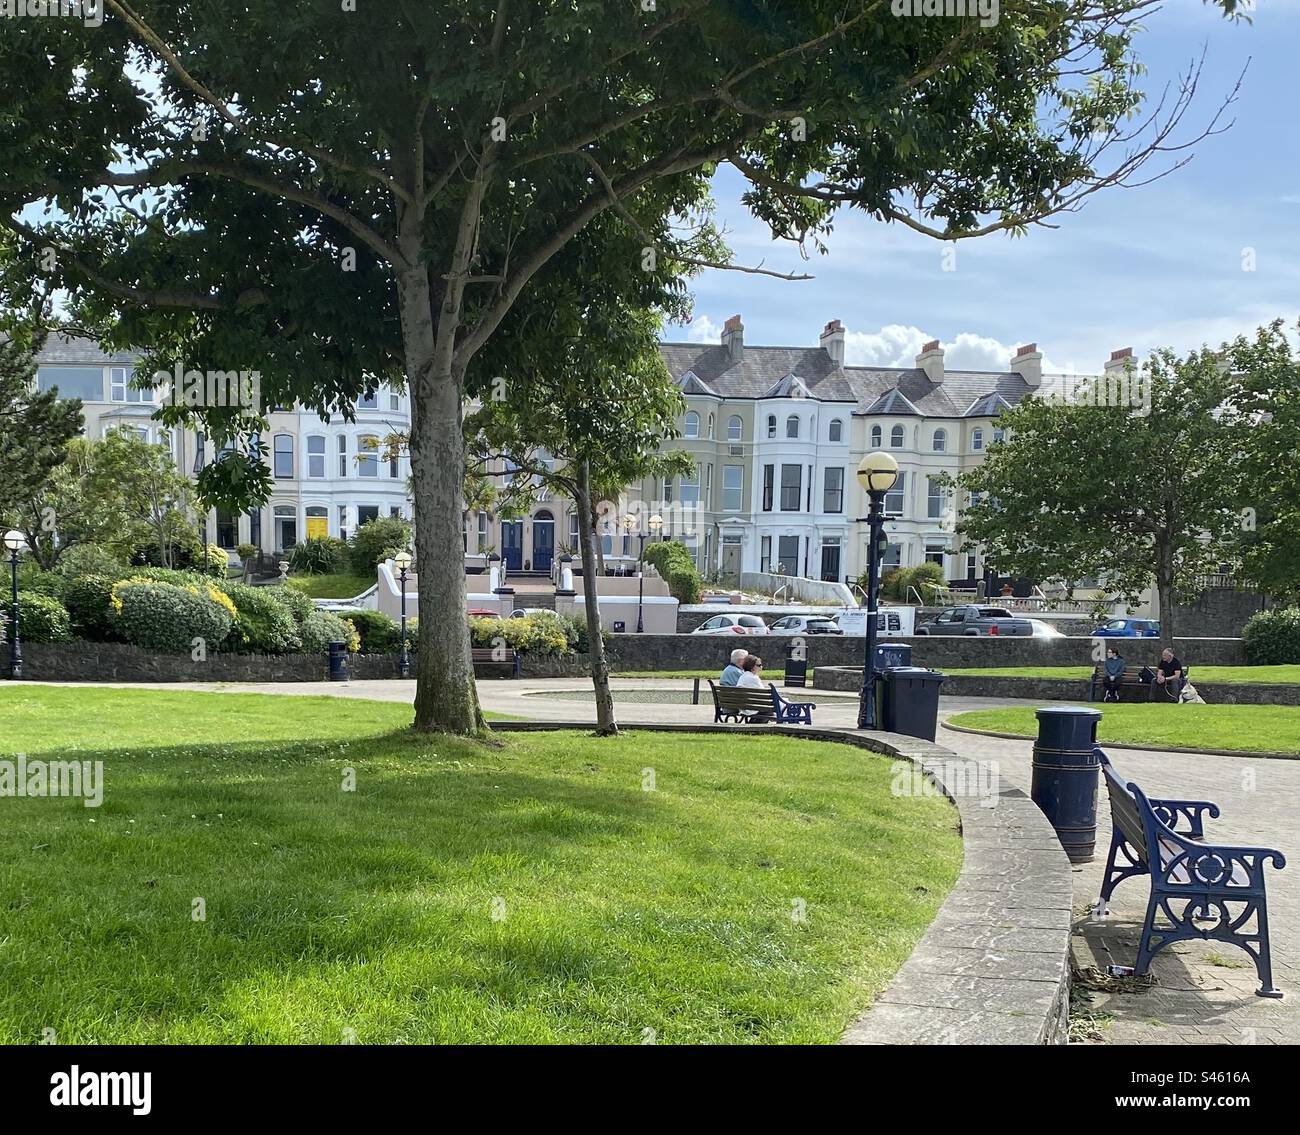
36,335 -> 137,366
660,339 -> 1047,420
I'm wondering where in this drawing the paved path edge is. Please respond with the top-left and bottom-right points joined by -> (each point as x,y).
489,720 -> 1073,1046
940,720 -> 1300,762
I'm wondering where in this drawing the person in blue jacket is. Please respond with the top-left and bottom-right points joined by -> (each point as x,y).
720,647 -> 747,686
1102,647 -> 1126,702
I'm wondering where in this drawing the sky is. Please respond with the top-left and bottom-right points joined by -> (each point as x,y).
669,1 -> 1300,376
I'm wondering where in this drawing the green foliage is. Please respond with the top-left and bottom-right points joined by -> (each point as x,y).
337,609 -> 403,654
299,610 -> 360,654
289,536 -> 349,576
642,540 -> 702,605
220,582 -> 302,654
469,612 -> 571,656
348,518 -> 411,576
203,544 -> 231,578
63,574 -> 121,641
881,562 -> 946,603
53,543 -> 128,580
1,591 -> 72,643
268,585 -> 314,626
110,581 -> 234,655
1243,608 -> 1300,665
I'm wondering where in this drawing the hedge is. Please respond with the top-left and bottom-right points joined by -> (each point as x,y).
63,574 -> 121,641
1243,608 -> 1300,665
300,610 -> 360,654
469,611 -> 570,656
349,517 -> 411,575
221,582 -> 302,653
110,581 -> 234,654
1,591 -> 72,643
337,609 -> 405,653
642,540 -> 702,605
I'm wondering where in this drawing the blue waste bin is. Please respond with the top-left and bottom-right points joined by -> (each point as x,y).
1030,706 -> 1102,863
328,640 -> 349,682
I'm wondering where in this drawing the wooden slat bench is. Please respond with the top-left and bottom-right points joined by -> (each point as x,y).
471,647 -> 520,678
708,680 -> 816,725
1089,664 -> 1190,703
1096,747 -> 1285,997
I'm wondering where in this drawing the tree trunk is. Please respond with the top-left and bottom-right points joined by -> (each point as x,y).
399,261 -> 484,735
1156,537 -> 1176,653
589,497 -> 606,577
576,460 -> 618,735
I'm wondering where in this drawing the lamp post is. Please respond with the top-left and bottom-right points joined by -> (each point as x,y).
4,529 -> 25,681
394,550 -> 412,677
855,453 -> 899,729
624,512 -> 662,633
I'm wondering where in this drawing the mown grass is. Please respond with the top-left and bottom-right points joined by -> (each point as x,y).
948,703 -> 1300,755
285,573 -> 376,599
945,665 -> 1300,685
0,685 -> 959,1044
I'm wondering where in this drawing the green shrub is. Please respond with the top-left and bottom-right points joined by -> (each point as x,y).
267,584 -> 314,626
221,582 -> 302,653
63,574 -> 122,640
642,540 -> 702,605
1243,608 -> 1300,664
110,581 -> 234,654
203,543 -> 231,578
337,609 -> 403,653
289,536 -> 350,575
16,563 -> 65,597
300,610 -> 360,654
349,517 -> 411,575
469,611 -> 570,656
0,591 -> 72,643
55,544 -> 129,579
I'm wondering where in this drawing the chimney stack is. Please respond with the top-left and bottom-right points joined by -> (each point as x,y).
721,314 -> 744,363
916,339 -> 944,384
1104,347 -> 1134,378
1011,343 -> 1043,387
819,319 -> 845,367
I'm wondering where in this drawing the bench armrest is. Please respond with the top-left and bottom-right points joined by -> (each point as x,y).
1156,840 -> 1286,891
1147,797 -> 1220,839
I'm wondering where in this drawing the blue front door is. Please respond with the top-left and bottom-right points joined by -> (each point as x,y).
532,513 -> 555,573
502,521 -> 523,571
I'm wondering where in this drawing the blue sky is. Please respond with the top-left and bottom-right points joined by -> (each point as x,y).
671,2 -> 1299,376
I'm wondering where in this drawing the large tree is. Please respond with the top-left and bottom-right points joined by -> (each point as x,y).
0,1 -> 1243,732
959,349 -> 1247,646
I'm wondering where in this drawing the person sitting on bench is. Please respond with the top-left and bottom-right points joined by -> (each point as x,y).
1154,648 -> 1184,698
720,647 -> 747,687
1102,647 -> 1125,703
737,654 -> 772,720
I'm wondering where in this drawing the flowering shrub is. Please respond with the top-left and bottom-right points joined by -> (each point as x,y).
469,611 -> 570,656
110,581 -> 234,654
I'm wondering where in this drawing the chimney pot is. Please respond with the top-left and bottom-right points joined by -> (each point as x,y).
1109,347 -> 1133,361
1014,343 -> 1037,358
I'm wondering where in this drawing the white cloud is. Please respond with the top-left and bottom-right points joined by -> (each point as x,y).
676,314 -> 722,343
843,324 -> 1063,373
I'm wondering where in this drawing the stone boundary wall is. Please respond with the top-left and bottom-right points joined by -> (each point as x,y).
812,665 -> 1300,706
491,720 -> 1072,1045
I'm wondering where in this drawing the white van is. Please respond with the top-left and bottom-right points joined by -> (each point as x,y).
831,606 -> 915,637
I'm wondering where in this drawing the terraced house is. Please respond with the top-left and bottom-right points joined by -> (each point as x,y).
482,316 -> 1122,588
33,337 -> 413,555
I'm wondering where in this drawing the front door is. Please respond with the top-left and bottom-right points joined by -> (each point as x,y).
820,543 -> 840,583
721,540 -> 741,584
502,521 -> 523,571
532,512 -> 555,573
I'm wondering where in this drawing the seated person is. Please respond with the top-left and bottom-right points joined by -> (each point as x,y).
720,647 -> 748,687
737,654 -> 765,688
1102,648 -> 1125,702
1154,648 -> 1184,697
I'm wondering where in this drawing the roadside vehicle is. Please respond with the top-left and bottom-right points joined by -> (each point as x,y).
509,608 -> 557,619
914,605 -> 1034,636
691,613 -> 770,636
1091,617 -> 1161,637
830,607 -> 914,637
767,615 -> 842,635
1027,619 -> 1067,639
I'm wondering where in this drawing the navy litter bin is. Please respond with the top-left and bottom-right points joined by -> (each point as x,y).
327,640 -> 349,682
1030,706 -> 1102,863
784,640 -> 808,687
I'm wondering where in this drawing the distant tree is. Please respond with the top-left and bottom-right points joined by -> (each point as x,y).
959,349 -> 1246,647
0,333 -> 83,525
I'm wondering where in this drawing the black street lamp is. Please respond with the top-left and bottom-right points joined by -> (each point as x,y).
855,453 -> 899,729
394,550 -> 413,677
624,512 -> 663,633
4,529 -> 25,681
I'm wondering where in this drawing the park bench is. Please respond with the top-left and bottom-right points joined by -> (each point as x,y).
1096,747 -> 1285,997
1089,664 -> 1190,703
471,646 -> 520,678
708,680 -> 816,725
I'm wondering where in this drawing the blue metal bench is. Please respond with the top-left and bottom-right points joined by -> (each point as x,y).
1096,747 -> 1286,997
708,680 -> 816,725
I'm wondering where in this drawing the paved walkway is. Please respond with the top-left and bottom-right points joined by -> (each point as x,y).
31,676 -> 1298,1043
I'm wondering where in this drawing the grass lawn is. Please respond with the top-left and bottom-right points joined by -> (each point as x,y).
945,665 -> 1300,685
0,685 -> 959,1044
286,573 -> 375,599
948,703 -> 1300,755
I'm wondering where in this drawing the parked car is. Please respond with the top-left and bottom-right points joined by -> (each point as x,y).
914,605 -> 1034,637
1092,617 -> 1161,637
691,614 -> 770,636
509,608 -> 555,619
467,608 -> 502,618
768,615 -> 842,635
1027,619 -> 1067,639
